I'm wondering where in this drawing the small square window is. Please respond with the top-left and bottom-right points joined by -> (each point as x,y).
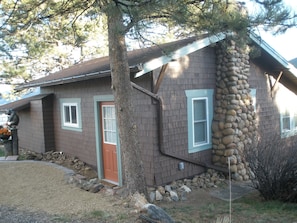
60,99 -> 82,131
63,103 -> 78,127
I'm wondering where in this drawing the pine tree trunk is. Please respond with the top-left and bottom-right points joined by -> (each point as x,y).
107,6 -> 146,195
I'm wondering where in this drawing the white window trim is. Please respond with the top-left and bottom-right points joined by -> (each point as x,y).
186,89 -> 213,153
60,98 -> 82,132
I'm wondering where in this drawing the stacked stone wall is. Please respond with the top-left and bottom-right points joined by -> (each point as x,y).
212,39 -> 258,180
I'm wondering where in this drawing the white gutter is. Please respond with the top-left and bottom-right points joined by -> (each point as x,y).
16,70 -> 111,90
134,33 -> 227,78
17,65 -> 141,90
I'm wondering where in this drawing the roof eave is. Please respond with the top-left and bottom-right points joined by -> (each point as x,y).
134,33 -> 227,78
16,70 -> 112,90
250,32 -> 297,79
250,32 -> 297,94
0,94 -> 52,112
16,65 -> 142,90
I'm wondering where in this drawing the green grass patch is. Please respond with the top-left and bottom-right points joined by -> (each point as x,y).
89,210 -> 108,218
165,205 -> 198,223
84,210 -> 110,220
115,213 -> 131,221
165,191 -> 297,223
234,194 -> 297,220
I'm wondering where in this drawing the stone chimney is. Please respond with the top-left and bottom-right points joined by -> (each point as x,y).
212,38 -> 258,181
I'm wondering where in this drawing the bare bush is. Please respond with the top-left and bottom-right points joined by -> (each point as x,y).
245,137 -> 297,202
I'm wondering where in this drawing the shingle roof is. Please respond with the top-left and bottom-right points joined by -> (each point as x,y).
17,37 -> 200,89
14,33 -> 297,95
0,94 -> 52,111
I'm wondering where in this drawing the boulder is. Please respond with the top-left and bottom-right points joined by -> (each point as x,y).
141,204 -> 175,223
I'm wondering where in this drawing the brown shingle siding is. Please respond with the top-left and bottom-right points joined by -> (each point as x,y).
147,48 -> 216,185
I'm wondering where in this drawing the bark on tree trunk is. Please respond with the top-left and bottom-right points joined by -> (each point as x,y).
107,6 -> 147,195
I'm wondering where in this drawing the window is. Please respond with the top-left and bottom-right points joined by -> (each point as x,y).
186,89 -> 213,153
60,98 -> 82,131
102,105 -> 117,145
281,109 -> 297,137
276,87 -> 297,138
64,103 -> 78,126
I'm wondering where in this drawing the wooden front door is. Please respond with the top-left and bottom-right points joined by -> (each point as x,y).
100,102 -> 118,183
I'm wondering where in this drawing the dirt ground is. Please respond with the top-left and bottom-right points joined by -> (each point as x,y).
0,160 -> 228,223
0,161 -> 139,222
0,153 -> 296,222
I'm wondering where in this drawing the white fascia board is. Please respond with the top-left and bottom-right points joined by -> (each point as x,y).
134,33 -> 226,78
250,32 -> 289,68
250,32 -> 297,78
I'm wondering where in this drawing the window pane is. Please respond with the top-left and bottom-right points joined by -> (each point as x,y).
71,106 -> 77,124
293,112 -> 297,130
111,132 -> 116,143
282,110 -> 290,131
102,105 -> 117,144
193,99 -> 208,145
64,106 -> 70,123
104,131 -> 109,142
111,107 -> 115,119
107,107 -> 112,118
283,117 -> 290,131
194,99 -> 206,121
194,122 -> 206,144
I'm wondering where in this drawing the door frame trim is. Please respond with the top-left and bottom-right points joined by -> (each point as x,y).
93,95 -> 122,186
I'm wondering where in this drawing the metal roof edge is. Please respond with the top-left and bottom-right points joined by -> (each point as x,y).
250,32 -> 289,68
16,64 -> 142,90
134,33 -> 227,78
250,32 -> 297,79
0,93 -> 53,111
16,70 -> 111,90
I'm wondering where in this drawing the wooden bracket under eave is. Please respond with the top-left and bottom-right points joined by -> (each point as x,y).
153,64 -> 168,94
272,71 -> 283,90
268,71 -> 283,98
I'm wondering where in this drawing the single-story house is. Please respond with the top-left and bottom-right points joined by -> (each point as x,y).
1,32 -> 297,186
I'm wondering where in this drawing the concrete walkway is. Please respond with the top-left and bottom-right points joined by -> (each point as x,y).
210,181 -> 256,201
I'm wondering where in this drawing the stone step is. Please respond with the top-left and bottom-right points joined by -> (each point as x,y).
0,155 -> 18,161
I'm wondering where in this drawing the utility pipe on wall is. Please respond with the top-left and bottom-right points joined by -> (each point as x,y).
131,81 -> 228,174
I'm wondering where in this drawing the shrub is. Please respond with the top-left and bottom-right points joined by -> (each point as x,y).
245,137 -> 297,203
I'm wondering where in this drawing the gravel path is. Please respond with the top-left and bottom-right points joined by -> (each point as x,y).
0,161 -> 138,223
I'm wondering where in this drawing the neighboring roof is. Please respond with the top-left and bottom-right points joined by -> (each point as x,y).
0,94 -> 52,112
290,58 -> 297,68
17,34 -> 224,90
